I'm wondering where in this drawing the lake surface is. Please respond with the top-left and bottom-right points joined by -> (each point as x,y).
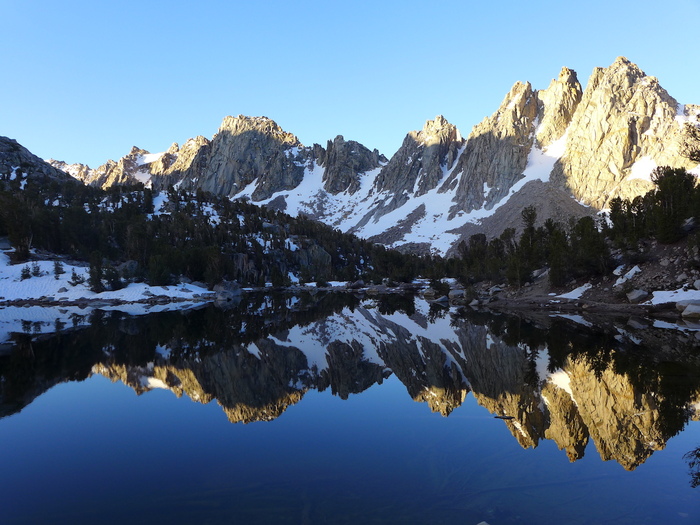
1,292 -> 699,524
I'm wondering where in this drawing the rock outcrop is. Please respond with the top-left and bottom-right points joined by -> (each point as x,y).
445,82 -> 540,214
535,67 -> 583,148
175,116 -> 307,200
1,136 -> 71,183
375,115 -> 463,202
316,135 -> 386,195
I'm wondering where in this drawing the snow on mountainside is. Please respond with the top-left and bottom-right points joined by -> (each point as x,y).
47,58 -> 700,256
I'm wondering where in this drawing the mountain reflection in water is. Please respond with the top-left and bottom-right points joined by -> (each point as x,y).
1,291 -> 699,475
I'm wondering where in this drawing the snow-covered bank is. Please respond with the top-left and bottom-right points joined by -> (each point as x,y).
0,250 -> 212,306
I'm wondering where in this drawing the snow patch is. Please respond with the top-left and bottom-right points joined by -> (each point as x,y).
648,288 -> 700,305
548,370 -> 575,402
626,156 -> 658,183
557,283 -> 591,300
615,265 -> 641,287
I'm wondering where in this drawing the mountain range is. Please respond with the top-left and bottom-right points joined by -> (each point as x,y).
37,57 -> 700,255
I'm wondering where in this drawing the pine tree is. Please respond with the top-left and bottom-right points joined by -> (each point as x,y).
53,260 -> 65,280
650,166 -> 697,243
88,253 -> 105,293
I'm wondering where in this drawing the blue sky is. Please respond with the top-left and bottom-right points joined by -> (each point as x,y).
3,0 -> 699,167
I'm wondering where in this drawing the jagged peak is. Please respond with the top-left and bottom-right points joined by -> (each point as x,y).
494,81 -> 537,115
556,66 -> 579,85
508,80 -> 534,96
128,146 -> 149,157
183,135 -> 210,148
609,56 -> 644,75
413,115 -> 461,147
217,115 -> 300,146
587,57 -> 648,92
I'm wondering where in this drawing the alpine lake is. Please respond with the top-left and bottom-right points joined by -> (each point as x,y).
1,291 -> 699,524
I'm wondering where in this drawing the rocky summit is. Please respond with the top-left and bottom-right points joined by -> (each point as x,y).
47,58 -> 700,256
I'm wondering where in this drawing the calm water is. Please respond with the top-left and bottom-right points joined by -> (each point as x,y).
1,292 -> 699,524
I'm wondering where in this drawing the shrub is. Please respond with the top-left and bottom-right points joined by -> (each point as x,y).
68,268 -> 86,286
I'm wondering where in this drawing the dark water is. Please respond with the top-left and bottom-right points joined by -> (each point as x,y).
1,292 -> 699,524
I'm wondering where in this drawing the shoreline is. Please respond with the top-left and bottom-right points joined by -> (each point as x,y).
0,285 -> 683,319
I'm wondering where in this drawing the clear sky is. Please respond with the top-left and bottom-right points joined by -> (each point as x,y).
3,0 -> 699,168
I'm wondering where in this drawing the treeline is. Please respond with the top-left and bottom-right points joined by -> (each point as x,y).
0,175 -> 432,289
454,166 -> 700,288
454,206 -> 611,288
2,164 -> 697,293
608,166 -> 700,245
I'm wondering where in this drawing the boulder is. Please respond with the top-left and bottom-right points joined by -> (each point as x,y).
626,289 -> 649,303
448,289 -> 466,299
213,280 -> 241,302
117,260 -> 139,278
531,268 -> 549,279
681,304 -> 700,319
676,299 -> 700,312
347,280 -> 365,289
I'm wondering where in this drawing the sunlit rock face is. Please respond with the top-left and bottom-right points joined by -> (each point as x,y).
51,146 -> 160,189
149,138 -> 209,191
440,68 -> 581,218
174,116 -> 307,200
446,81 -> 540,215
541,381 -> 589,461
535,67 -> 583,148
565,357 -> 665,470
550,57 -> 697,208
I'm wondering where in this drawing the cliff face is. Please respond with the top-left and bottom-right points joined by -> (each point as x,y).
375,116 -> 463,204
317,135 -> 386,195
550,57 -> 697,208
175,116 -> 307,200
